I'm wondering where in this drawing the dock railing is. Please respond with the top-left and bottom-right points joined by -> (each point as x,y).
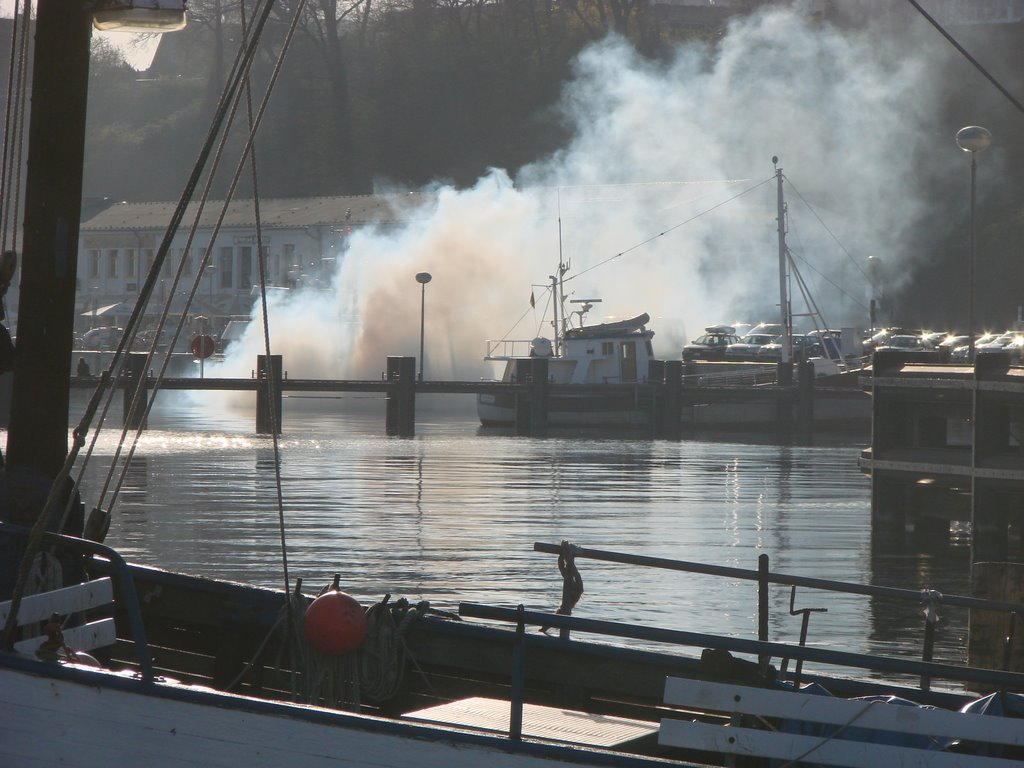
459,541 -> 1024,708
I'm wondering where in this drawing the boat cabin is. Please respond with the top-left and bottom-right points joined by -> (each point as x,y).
485,313 -> 655,384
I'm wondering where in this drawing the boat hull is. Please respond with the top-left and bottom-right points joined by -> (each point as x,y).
0,656 -> 665,768
477,391 -> 650,428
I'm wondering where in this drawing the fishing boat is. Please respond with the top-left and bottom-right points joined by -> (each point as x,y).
2,4 -> 1023,767
478,305 -> 660,428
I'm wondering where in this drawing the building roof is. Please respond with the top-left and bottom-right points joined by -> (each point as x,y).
80,192 -> 435,231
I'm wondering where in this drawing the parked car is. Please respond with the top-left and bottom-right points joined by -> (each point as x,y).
725,332 -> 778,361
862,327 -> 918,354
683,325 -> 740,361
950,332 -> 1000,363
873,334 -> 924,353
758,334 -> 822,361
81,326 -> 123,350
976,332 -> 1024,360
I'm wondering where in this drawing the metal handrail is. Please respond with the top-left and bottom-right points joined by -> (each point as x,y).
458,602 -> 1024,692
534,541 -> 1024,614
0,522 -> 153,680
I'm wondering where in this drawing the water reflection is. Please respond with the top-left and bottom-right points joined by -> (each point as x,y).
27,397 -> 979,673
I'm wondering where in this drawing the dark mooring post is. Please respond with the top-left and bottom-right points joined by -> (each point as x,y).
647,360 -> 665,437
385,356 -> 416,436
663,360 -> 683,440
122,354 -> 149,431
514,359 -> 532,436
529,357 -> 549,436
256,355 -> 283,435
796,361 -> 815,442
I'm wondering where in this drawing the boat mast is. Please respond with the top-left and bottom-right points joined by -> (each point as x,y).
774,157 -> 792,366
5,1 -> 92,479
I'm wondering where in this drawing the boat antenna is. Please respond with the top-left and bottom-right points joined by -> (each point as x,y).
555,189 -> 565,355
774,156 -> 792,368
570,298 -> 601,326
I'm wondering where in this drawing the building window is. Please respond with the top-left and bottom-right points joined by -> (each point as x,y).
89,250 -> 101,279
106,249 -> 118,279
239,246 -> 252,290
142,248 -> 155,277
219,246 -> 233,288
125,248 -> 136,279
602,342 -> 614,356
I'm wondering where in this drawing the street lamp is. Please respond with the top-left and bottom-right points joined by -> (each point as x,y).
415,272 -> 432,382
956,125 -> 992,363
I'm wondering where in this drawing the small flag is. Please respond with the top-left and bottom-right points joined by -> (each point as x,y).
529,291 -> 535,308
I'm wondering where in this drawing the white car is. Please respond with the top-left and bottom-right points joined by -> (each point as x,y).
726,332 -> 779,361
81,326 -> 124,350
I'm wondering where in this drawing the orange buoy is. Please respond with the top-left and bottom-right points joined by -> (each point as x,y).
303,590 -> 368,655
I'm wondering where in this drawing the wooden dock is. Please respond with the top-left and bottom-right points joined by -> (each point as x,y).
67,354 -> 856,441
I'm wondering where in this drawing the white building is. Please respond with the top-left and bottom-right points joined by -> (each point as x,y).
76,193 -> 428,335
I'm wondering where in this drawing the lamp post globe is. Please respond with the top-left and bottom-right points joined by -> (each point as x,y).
956,126 -> 992,154
955,126 -> 991,363
415,272 -> 432,382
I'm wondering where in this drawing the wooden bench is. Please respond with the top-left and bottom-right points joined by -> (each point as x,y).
0,576 -> 117,658
405,695 -> 658,749
659,677 -> 1024,767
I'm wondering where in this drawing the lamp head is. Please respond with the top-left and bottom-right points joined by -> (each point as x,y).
956,126 -> 992,154
415,272 -> 432,285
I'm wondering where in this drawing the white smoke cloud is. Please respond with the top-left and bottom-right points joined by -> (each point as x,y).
217,6 -> 946,383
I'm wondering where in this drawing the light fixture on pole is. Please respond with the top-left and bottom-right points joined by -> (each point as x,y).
955,125 -> 992,363
415,272 -> 432,382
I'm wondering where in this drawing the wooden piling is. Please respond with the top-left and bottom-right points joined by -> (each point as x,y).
385,356 -> 416,436
122,353 -> 148,431
529,357 -> 549,436
796,361 -> 814,441
256,355 -> 283,435
968,561 -> 1024,680
662,360 -> 683,440
514,359 -> 532,436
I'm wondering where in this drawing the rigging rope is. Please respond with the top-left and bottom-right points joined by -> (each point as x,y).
905,0 -> 1024,119
565,176 -> 774,284
54,0 -> 288,542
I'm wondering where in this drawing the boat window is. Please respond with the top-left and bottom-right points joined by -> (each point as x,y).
620,341 -> 637,381
602,341 -> 614,355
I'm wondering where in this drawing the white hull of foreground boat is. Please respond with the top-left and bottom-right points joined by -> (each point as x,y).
0,658 -> 664,768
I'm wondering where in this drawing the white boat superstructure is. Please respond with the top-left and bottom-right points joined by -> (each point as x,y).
478,313 -> 657,426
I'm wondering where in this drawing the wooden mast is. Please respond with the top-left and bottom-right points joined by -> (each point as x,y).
5,1 -> 92,479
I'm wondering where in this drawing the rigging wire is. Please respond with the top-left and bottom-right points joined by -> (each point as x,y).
66,0 -> 283,527
0,0 -> 31,255
905,0 -> 1024,118
105,0 -> 308,537
7,0 -> 31,257
564,176 -> 774,284
782,175 -> 872,288
242,0 -> 293,597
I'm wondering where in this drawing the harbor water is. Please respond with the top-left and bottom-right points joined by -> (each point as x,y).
54,392 -> 973,679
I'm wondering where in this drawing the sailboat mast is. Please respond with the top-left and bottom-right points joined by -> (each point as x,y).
775,160 -> 791,365
5,1 -> 92,478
